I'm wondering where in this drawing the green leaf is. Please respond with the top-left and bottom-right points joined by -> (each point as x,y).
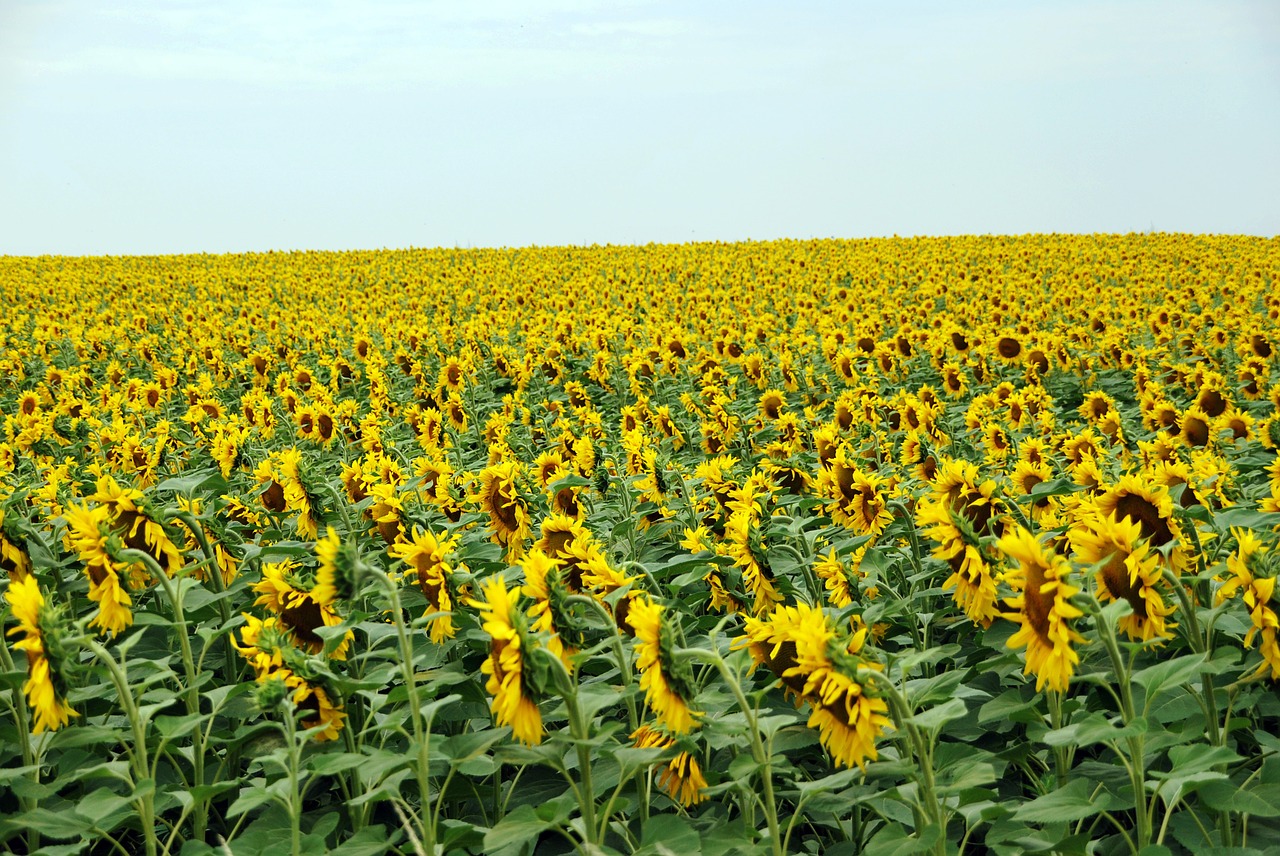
978,690 -> 1042,725
1012,779 -> 1111,823
1200,781 -> 1280,817
483,805 -> 549,856
306,752 -> 368,776
795,766 -> 865,797
1154,771 -> 1229,808
227,783 -> 278,819
12,808 -> 93,840
636,814 -> 702,856
1133,653 -> 1210,699
155,468 -> 227,496
907,669 -> 965,706
73,787 -> 130,825
1042,712 -> 1148,747
438,729 -> 507,764
906,698 -> 968,731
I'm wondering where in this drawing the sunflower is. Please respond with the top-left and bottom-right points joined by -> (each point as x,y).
758,389 -> 787,422
232,613 -> 290,676
735,602 -> 889,768
520,548 -> 583,664
630,724 -> 708,807
997,527 -> 1085,692
253,561 -> 351,659
92,475 -> 185,582
175,497 -> 239,587
630,594 -> 700,734
917,459 -> 1003,627
818,448 -> 893,537
260,665 -> 347,742
1,508 -> 32,581
476,461 -> 531,560
1071,511 -> 1174,641
5,575 -> 78,733
721,510 -> 785,614
1217,529 -> 1280,679
367,481 -> 405,545
63,503 -> 134,637
470,576 -> 544,745
1180,406 -> 1213,448
814,544 -> 869,609
1091,474 -> 1189,572
277,449 -> 324,540
1010,459 -> 1054,521
390,525 -> 460,643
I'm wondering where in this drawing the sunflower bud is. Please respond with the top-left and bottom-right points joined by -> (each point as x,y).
255,674 -> 288,712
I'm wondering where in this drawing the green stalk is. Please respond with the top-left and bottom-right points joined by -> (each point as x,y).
858,668 -> 945,855
1089,594 -> 1150,850
567,594 -> 639,732
0,638 -> 40,852
542,651 -> 600,847
85,637 -> 159,856
374,565 -> 435,855
282,699 -> 304,856
681,647 -> 782,856
118,547 -> 209,844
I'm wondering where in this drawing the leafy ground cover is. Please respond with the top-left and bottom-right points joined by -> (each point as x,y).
2,234 -> 1280,855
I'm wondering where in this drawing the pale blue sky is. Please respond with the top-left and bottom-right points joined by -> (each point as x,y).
2,1 -> 1278,255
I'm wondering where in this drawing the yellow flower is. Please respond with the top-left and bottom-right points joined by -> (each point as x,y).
1218,529 -> 1280,679
63,503 -> 133,637
1091,474 -> 1189,572
630,725 -> 708,807
470,576 -> 543,745
998,527 -> 1085,693
1070,511 -> 1176,643
818,448 -> 893,537
6,575 -> 78,733
721,510 -> 784,614
734,602 -> 888,768
630,594 -> 699,734
918,459 -> 1002,627
253,561 -> 351,659
476,461 -> 531,561
390,526 -> 459,643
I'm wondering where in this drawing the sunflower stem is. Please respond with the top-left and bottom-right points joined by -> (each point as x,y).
85,637 -> 158,856
118,546 -> 208,845
280,698 -> 304,856
0,637 -> 40,852
568,594 -> 639,732
373,565 -> 436,856
540,649 -> 600,845
1088,593 -> 1151,850
681,647 -> 782,856
858,667 -> 946,855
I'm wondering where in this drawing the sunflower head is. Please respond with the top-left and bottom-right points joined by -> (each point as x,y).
6,575 -> 80,733
997,527 -> 1085,692
313,527 -> 363,605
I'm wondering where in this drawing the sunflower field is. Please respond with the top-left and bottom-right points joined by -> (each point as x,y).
2,233 -> 1280,855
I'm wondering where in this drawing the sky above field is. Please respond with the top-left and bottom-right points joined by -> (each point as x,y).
2,1 -> 1279,256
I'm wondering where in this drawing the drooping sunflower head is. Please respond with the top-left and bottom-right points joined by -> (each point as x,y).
630,594 -> 700,734
253,561 -> 351,659
469,576 -> 544,745
630,724 -> 709,806
475,461 -> 531,559
997,527 -> 1084,692
5,575 -> 79,733
1070,511 -> 1175,643
312,526 -> 363,605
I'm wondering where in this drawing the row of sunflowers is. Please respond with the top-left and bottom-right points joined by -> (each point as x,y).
2,233 -> 1280,855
